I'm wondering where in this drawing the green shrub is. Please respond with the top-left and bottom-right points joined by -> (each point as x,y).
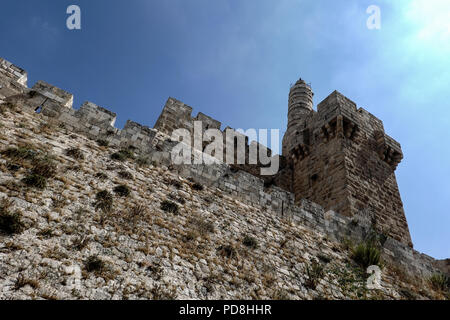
1,146 -> 36,161
217,245 -> 237,259
84,255 -> 105,273
136,156 -> 150,167
428,273 -> 449,292
113,184 -> 131,197
263,179 -> 274,189
129,204 -> 148,219
95,190 -> 113,213
72,236 -> 89,251
3,147 -> 55,188
97,139 -> 109,147
0,102 -> 18,114
192,182 -> 204,191
22,174 -> 47,189
341,237 -> 354,251
37,228 -> 54,239
6,163 -> 20,172
188,216 -> 215,237
184,230 -> 197,242
160,200 -> 179,214
351,242 -> 381,269
197,220 -> 215,235
31,156 -> 57,178
110,152 -> 126,161
95,172 -> 108,180
0,200 -> 25,235
118,170 -> 133,180
170,195 -> 186,205
110,149 -> 135,162
305,261 -> 325,289
242,235 -> 258,249
318,254 -> 331,264
168,179 -> 182,189
66,147 -> 84,160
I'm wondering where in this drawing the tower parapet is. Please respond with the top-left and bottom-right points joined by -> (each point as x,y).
282,79 -> 314,156
284,85 -> 412,247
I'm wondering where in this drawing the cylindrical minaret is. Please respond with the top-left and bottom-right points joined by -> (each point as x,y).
282,78 -> 314,156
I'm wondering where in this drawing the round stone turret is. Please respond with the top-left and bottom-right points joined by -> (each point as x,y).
282,78 -> 314,156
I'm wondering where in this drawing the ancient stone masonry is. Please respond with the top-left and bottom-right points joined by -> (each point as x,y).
32,80 -> 74,109
0,57 -> 447,279
153,79 -> 411,249
281,82 -> 412,247
282,79 -> 314,157
154,97 -> 273,175
0,57 -> 28,101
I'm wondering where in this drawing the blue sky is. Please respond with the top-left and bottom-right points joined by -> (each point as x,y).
0,0 -> 448,258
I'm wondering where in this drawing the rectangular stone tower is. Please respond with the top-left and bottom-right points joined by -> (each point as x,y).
283,82 -> 412,247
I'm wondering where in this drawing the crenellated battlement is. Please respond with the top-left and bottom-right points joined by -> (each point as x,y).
292,90 -> 404,170
0,56 -> 447,279
78,101 -> 117,126
0,57 -> 414,250
31,80 -> 74,108
0,57 -> 27,86
154,96 -> 276,175
0,58 -> 28,99
1,72 -> 158,155
154,97 -> 194,133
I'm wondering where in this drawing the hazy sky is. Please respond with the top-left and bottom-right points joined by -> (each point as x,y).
0,0 -> 448,258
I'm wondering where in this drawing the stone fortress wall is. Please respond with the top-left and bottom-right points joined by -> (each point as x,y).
153,79 -> 412,249
154,96 -> 274,174
284,80 -> 411,247
0,57 -> 447,278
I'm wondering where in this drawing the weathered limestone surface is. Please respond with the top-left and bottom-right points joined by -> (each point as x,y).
0,57 -> 28,98
284,86 -> 411,247
153,77 -> 413,249
154,97 -> 273,174
0,57 -> 447,300
282,79 -> 314,157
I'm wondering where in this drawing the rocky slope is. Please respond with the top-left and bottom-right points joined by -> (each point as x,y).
0,104 -> 447,300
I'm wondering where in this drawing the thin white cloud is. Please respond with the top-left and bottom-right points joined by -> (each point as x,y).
30,15 -> 60,46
